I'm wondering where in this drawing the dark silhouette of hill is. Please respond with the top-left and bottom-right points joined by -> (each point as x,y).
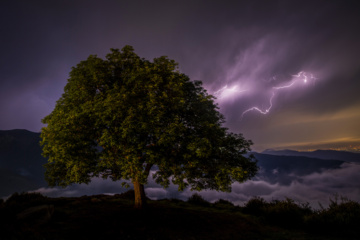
0,129 -> 47,196
0,168 -> 39,196
1,192 -> 358,240
262,149 -> 360,163
252,152 -> 344,185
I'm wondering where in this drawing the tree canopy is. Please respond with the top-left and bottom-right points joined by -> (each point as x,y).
41,46 -> 258,208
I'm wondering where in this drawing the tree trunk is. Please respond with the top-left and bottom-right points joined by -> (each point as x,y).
133,180 -> 147,209
132,163 -> 153,209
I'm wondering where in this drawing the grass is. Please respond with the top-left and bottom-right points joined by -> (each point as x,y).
0,192 -> 359,239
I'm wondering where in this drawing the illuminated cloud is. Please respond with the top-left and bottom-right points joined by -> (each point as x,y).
30,162 -> 360,209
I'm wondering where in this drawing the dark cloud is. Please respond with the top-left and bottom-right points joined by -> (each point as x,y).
0,0 -> 359,150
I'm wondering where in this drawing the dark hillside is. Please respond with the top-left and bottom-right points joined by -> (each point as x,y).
0,168 -> 39,197
1,192 -> 358,240
0,130 -> 47,196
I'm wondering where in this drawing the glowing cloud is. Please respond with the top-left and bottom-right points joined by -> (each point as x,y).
241,71 -> 317,118
213,85 -> 248,100
212,71 -> 317,119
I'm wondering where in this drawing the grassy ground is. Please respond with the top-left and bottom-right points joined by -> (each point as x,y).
0,192 -> 358,240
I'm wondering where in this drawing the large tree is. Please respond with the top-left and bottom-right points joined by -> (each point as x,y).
41,46 -> 258,208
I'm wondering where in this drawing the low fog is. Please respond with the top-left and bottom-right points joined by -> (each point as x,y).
32,162 -> 360,208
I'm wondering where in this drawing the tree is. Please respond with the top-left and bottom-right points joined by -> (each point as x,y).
41,46 -> 258,208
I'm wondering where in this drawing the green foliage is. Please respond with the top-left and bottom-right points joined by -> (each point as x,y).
41,45 -> 257,195
187,193 -> 211,207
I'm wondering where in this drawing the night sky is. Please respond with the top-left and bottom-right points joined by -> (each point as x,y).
1,0 -> 360,152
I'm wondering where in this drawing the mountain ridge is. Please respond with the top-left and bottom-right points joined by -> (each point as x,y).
262,149 -> 360,162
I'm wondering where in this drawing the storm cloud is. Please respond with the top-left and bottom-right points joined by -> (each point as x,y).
1,0 -> 360,150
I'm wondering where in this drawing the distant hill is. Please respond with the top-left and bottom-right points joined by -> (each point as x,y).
262,149 -> 360,163
0,168 -> 39,196
0,129 -> 47,197
252,152 -> 344,185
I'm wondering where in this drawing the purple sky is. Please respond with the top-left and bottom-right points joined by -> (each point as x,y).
1,0 -> 360,151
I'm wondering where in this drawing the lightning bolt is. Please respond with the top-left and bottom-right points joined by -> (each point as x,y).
240,71 -> 316,118
241,92 -> 275,116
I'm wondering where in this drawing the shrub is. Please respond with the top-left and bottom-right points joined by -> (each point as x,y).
5,192 -> 48,211
6,192 -> 48,204
169,198 -> 184,204
306,195 -> 360,236
115,190 -> 135,200
243,197 -> 312,228
266,198 -> 312,228
243,197 -> 267,215
187,193 -> 210,207
213,199 -> 235,209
